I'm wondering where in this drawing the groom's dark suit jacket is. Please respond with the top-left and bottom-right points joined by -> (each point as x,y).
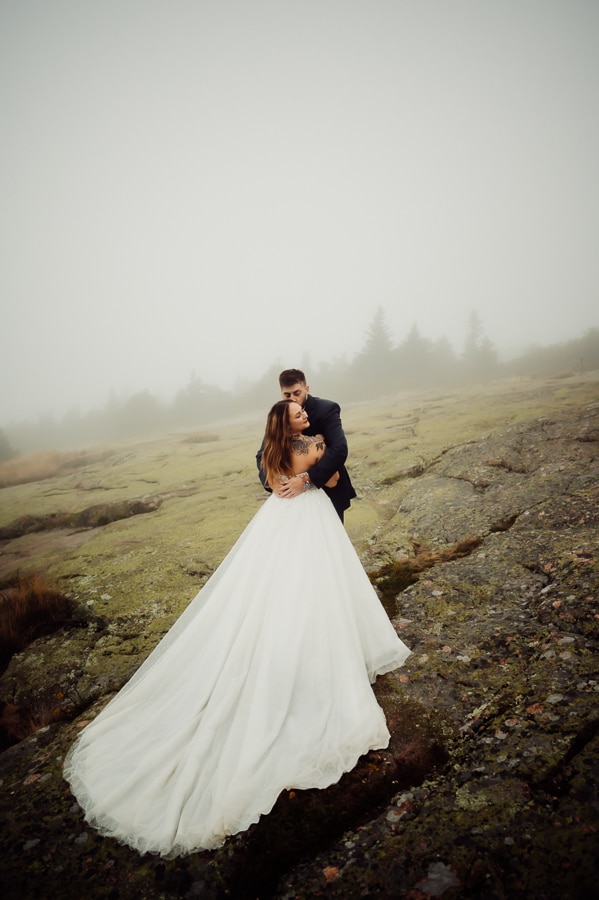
256,394 -> 356,520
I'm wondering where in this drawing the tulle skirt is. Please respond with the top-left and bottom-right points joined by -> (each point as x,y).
63,489 -> 411,856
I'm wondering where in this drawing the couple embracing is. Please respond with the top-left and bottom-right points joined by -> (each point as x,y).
256,367 -> 356,521
63,367 -> 410,857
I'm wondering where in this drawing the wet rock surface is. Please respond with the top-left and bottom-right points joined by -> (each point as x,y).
0,377 -> 597,898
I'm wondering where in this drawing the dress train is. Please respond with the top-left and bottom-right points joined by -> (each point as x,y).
63,489 -> 411,856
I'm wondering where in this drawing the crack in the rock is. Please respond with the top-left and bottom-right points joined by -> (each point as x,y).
488,513 -> 519,533
371,536 -> 484,614
0,499 -> 161,541
526,716 -> 599,796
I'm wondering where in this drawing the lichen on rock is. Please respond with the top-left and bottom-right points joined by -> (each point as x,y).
0,374 -> 598,898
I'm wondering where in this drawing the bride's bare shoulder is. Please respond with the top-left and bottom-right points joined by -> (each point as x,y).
290,433 -> 326,457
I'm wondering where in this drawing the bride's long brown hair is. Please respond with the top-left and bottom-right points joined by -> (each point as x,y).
261,400 -> 294,487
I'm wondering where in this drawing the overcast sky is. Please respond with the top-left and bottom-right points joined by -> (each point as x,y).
1,0 -> 598,424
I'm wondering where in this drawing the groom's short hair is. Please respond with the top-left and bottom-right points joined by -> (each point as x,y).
279,369 -> 306,387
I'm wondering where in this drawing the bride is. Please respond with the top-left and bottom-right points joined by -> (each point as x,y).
63,400 -> 411,857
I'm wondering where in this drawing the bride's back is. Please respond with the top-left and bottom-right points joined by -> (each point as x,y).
288,433 -> 326,474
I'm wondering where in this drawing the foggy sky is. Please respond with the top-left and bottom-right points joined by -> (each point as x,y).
1,0 -> 598,424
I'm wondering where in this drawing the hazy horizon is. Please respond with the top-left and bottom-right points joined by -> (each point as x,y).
2,0 -> 598,424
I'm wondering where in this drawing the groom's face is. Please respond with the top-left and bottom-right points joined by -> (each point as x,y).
280,381 -> 309,408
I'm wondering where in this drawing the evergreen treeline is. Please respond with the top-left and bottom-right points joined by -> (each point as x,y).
2,312 -> 598,456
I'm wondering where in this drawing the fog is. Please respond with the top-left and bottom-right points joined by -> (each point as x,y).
1,0 -> 598,425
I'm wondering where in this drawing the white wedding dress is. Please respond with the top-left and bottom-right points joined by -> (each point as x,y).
63,489 -> 411,857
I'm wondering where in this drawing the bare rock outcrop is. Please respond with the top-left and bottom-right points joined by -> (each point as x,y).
0,395 -> 597,899
275,401 -> 599,898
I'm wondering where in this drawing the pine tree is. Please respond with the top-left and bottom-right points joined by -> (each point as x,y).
461,311 -> 498,381
361,306 -> 394,357
0,428 -> 16,462
352,307 -> 395,395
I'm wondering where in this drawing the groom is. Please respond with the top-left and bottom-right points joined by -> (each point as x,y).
256,368 -> 356,521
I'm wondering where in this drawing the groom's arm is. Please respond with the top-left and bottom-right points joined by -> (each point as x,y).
255,442 -> 271,491
306,401 -> 348,489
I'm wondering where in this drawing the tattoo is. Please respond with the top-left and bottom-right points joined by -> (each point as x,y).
290,434 -> 326,456
290,435 -> 312,456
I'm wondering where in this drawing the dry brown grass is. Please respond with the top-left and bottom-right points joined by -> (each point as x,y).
0,573 -> 74,674
0,697 -> 67,751
0,574 -> 76,748
0,701 -> 38,748
0,449 -> 95,488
